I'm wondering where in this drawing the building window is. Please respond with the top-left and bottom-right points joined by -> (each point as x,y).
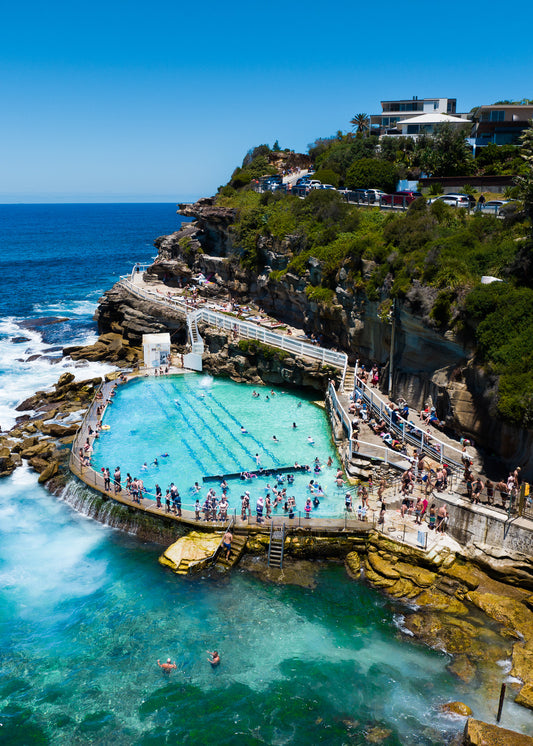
490,110 -> 505,122
382,117 -> 390,126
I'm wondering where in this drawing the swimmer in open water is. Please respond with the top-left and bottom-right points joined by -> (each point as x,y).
207,650 -> 220,667
157,658 -> 177,672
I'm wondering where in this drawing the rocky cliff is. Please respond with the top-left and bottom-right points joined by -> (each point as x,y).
94,198 -> 533,476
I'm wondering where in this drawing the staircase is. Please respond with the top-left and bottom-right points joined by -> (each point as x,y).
214,532 -> 247,572
267,522 -> 285,569
342,365 -> 355,398
187,311 -> 204,355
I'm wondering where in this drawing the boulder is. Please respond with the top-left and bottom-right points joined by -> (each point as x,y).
0,447 -> 17,477
41,422 -> 79,437
345,551 -> 361,577
38,460 -> 59,483
440,701 -> 473,717
20,441 -> 53,459
464,718 -> 533,745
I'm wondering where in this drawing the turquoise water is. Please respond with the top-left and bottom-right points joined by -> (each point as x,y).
92,374 -> 348,516
1,467 -> 518,746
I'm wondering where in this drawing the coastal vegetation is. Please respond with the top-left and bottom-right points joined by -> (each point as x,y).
214,124 -> 533,426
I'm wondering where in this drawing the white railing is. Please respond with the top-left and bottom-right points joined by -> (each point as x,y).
119,272 -> 348,375
352,371 -> 464,470
328,380 -> 352,439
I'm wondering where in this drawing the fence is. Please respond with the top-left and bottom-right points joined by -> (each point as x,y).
119,273 -> 348,388
349,370 -> 465,472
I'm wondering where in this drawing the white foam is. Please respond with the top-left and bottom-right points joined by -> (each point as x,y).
0,317 -> 116,430
32,298 -> 100,317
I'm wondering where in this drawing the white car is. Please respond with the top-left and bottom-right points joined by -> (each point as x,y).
429,193 -> 476,208
480,199 -> 510,215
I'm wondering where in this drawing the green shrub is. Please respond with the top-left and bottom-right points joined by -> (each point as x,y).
345,158 -> 398,193
312,168 -> 341,188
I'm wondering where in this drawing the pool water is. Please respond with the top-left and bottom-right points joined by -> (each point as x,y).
92,374 -> 349,517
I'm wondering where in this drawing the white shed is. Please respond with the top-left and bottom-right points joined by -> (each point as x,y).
142,333 -> 171,369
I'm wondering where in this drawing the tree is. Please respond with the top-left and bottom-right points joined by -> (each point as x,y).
515,121 -> 533,222
345,158 -> 398,193
417,123 -> 474,177
350,113 -> 370,134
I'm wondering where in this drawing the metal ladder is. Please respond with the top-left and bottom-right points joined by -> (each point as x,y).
267,521 -> 285,569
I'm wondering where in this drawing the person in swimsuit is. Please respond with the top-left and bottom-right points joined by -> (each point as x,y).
208,651 -> 220,666
157,658 -> 177,672
222,530 -> 232,560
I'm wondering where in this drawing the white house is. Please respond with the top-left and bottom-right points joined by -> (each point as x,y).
396,112 -> 469,138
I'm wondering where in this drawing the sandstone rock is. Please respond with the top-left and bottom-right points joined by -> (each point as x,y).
440,701 -> 473,717
442,561 -> 482,590
464,718 -> 533,745
467,592 -> 533,641
515,682 -> 533,711
57,372 -> 75,387
367,550 -> 400,579
415,588 -> 468,615
395,561 -> 437,588
388,577 -> 419,599
0,447 -> 17,477
38,460 -> 59,483
364,562 -> 397,589
447,655 -> 477,683
345,551 -> 361,577
20,441 -> 53,459
29,456 -> 52,473
41,422 -> 79,437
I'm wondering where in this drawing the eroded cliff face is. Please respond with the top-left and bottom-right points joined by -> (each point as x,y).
95,197 -> 533,476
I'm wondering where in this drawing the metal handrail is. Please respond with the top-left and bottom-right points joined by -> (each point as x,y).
351,372 -> 465,471
119,272 -> 348,373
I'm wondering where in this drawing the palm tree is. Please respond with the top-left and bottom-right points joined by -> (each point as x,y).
350,113 -> 370,134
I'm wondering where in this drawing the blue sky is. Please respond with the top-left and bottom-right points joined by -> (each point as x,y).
2,0 -> 532,202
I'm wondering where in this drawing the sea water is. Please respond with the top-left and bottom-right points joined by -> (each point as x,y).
1,204 -> 532,744
92,374 -> 346,516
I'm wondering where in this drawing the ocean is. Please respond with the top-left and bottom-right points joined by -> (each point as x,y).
0,204 -> 531,745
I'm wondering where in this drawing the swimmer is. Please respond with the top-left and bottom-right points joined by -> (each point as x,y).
266,396 -> 270,401
208,651 -> 220,667
161,453 -> 169,458
297,402 -> 302,408
270,390 -> 276,396
272,435 -> 279,443
327,456 -> 333,468
292,422 -> 297,428
240,426 -> 247,434
157,658 -> 177,672
141,462 -> 148,471
193,482 -> 200,493
307,436 -> 315,445
152,458 -> 159,467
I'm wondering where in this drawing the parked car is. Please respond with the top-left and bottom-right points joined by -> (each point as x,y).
318,184 -> 336,190
381,190 -> 423,205
366,189 -> 388,203
429,193 -> 476,208
479,199 -> 510,215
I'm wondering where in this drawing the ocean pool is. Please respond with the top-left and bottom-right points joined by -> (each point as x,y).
92,373 -> 349,517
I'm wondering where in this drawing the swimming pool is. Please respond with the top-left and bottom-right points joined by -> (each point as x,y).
91,373 -> 350,517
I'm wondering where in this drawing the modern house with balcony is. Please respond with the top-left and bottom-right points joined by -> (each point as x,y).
470,104 -> 533,148
369,97 -> 459,136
